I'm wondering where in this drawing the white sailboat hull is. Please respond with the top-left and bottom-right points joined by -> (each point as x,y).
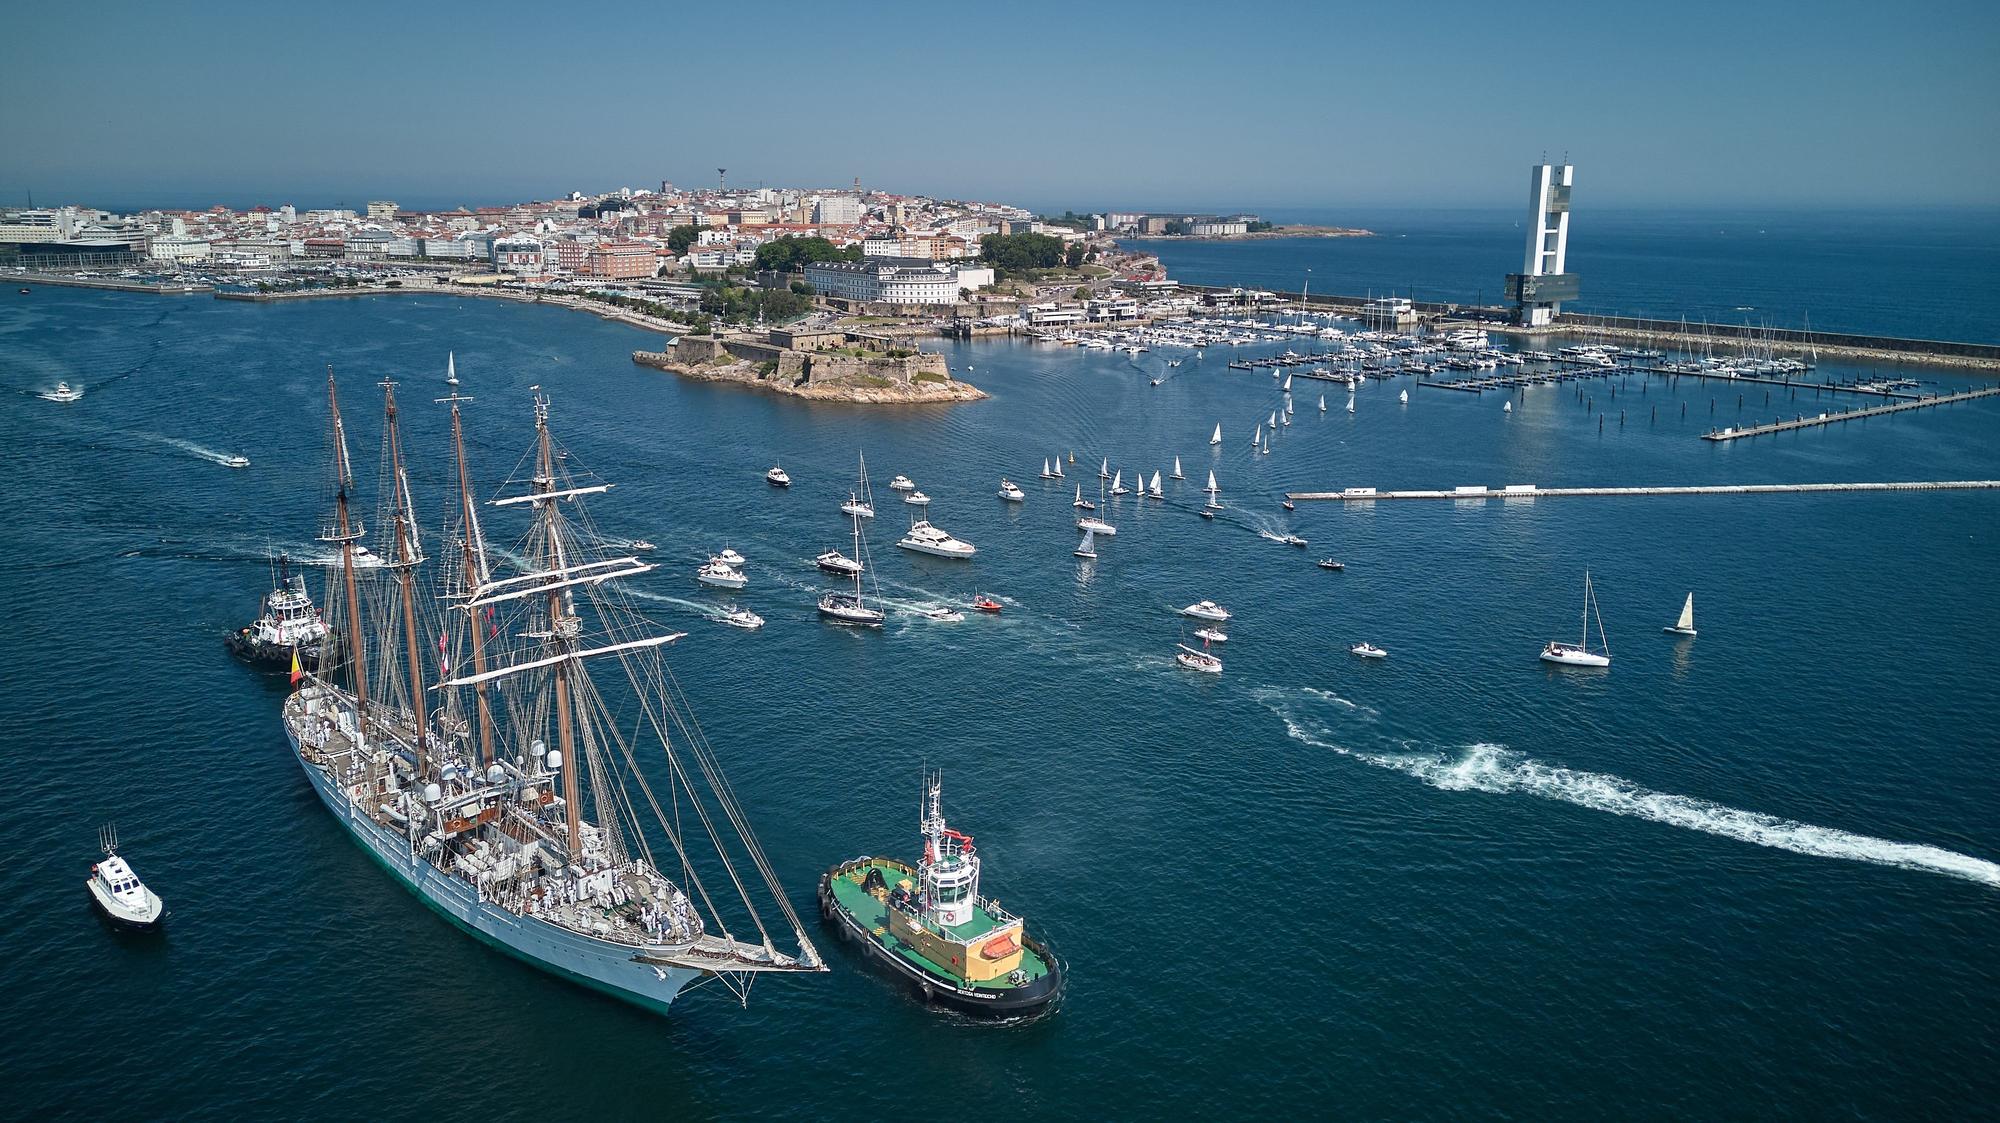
282,708 -> 702,1016
1540,644 -> 1610,667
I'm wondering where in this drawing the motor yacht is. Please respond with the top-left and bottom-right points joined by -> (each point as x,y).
897,519 -> 975,558
1181,600 -> 1231,621
697,560 -> 748,589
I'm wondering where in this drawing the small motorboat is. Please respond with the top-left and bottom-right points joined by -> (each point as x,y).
1316,558 -> 1345,571
86,826 -> 163,929
905,490 -> 931,506
1181,600 -> 1231,622
221,454 -> 250,469
17,287 -> 29,294
889,475 -> 916,491
815,549 -> 864,576
1175,643 -> 1223,674
714,548 -> 745,567
629,539 -> 656,552
1199,509 -> 1216,520
1193,627 -> 1228,644
43,381 -> 84,403
1350,642 -> 1388,660
1283,534 -> 1308,548
766,465 -> 791,487
972,595 -> 1002,614
909,604 -> 966,622
719,608 -> 765,629
1150,378 -> 1162,386
1282,500 -> 1295,512
697,560 -> 747,589
998,478 -> 1025,502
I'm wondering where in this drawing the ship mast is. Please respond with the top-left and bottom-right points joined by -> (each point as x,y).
444,392 -> 495,766
380,379 -> 430,775
326,368 -> 370,733
533,394 -> 584,859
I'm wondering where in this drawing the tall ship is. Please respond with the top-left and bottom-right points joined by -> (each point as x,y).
818,772 -> 1060,1016
281,374 -> 821,1016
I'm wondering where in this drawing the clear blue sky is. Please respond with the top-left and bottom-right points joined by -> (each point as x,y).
3,0 -> 1995,213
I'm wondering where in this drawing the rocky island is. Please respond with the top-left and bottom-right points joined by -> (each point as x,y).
634,326 -> 986,404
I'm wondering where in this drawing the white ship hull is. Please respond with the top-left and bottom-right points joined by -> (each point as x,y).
282,714 -> 703,1016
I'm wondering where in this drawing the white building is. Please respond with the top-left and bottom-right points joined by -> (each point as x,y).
802,257 -> 963,304
1189,220 -> 1248,236
1505,163 -> 1578,326
812,195 -> 863,225
492,233 -> 547,276
148,234 -> 212,263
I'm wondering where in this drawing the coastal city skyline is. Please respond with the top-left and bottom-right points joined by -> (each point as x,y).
5,1 -> 1996,210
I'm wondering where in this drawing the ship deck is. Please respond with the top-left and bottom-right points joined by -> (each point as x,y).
827,859 -> 1053,987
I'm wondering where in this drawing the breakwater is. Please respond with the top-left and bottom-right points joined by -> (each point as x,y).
1288,481 -> 2000,501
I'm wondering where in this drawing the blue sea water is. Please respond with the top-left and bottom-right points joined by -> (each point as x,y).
3,286 -> 1998,1120
1129,207 -> 2000,344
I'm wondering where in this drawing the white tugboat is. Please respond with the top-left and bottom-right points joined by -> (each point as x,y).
228,553 -> 332,669
281,377 -> 821,1018
86,826 -> 164,929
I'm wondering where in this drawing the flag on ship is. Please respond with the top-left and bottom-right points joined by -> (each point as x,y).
289,648 -> 303,685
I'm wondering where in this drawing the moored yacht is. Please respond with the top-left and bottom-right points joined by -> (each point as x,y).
898,518 -> 976,558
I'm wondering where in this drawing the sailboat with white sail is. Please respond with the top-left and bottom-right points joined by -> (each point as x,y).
1040,458 -> 1058,480
1318,394 -> 1326,413
1147,471 -> 1164,499
1171,456 -> 1185,480
1073,484 -> 1095,511
1663,593 -> 1697,637
1541,572 -> 1612,666
1209,424 -> 1222,446
445,351 -> 459,386
282,377 -> 822,1021
1109,469 -> 1128,496
1073,528 -> 1097,559
1077,475 -> 1116,536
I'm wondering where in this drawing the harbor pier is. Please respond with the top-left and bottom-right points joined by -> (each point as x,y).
1701,386 -> 2000,441
1288,481 -> 2000,502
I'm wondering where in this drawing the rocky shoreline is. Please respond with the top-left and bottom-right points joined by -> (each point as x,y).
632,350 -> 988,404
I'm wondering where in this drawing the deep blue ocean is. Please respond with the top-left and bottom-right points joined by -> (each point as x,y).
1128,207 -> 2000,344
4,274 -> 1998,1119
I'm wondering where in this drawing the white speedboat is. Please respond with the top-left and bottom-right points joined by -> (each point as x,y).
1350,642 -> 1388,659
720,608 -> 764,629
766,465 -> 791,488
697,560 -> 747,589
629,539 -> 656,552
1283,534 -> 1307,547
43,381 -> 84,403
1663,592 -> 1697,637
221,454 -> 250,468
998,478 -> 1025,502
86,826 -> 163,928
1541,572 -> 1612,666
889,475 -> 916,491
716,547 -> 747,567
897,519 -> 975,558
905,490 -> 931,506
818,592 -> 885,627
815,549 -> 864,576
1076,515 -> 1117,537
1182,600 -> 1231,621
908,604 -> 966,622
1175,644 -> 1223,674
1193,627 -> 1228,643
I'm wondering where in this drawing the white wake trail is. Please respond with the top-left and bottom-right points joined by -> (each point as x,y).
1263,694 -> 2000,889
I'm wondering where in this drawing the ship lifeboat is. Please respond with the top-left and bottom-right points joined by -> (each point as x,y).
979,932 -> 1020,960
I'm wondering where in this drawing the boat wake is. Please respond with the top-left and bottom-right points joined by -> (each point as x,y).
143,432 -> 247,467
1257,689 -> 2000,888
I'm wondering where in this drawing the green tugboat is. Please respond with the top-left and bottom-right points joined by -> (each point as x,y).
819,772 -> 1061,1016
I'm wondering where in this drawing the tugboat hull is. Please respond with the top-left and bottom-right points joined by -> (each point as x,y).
817,863 -> 1060,1017
226,630 -> 325,669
